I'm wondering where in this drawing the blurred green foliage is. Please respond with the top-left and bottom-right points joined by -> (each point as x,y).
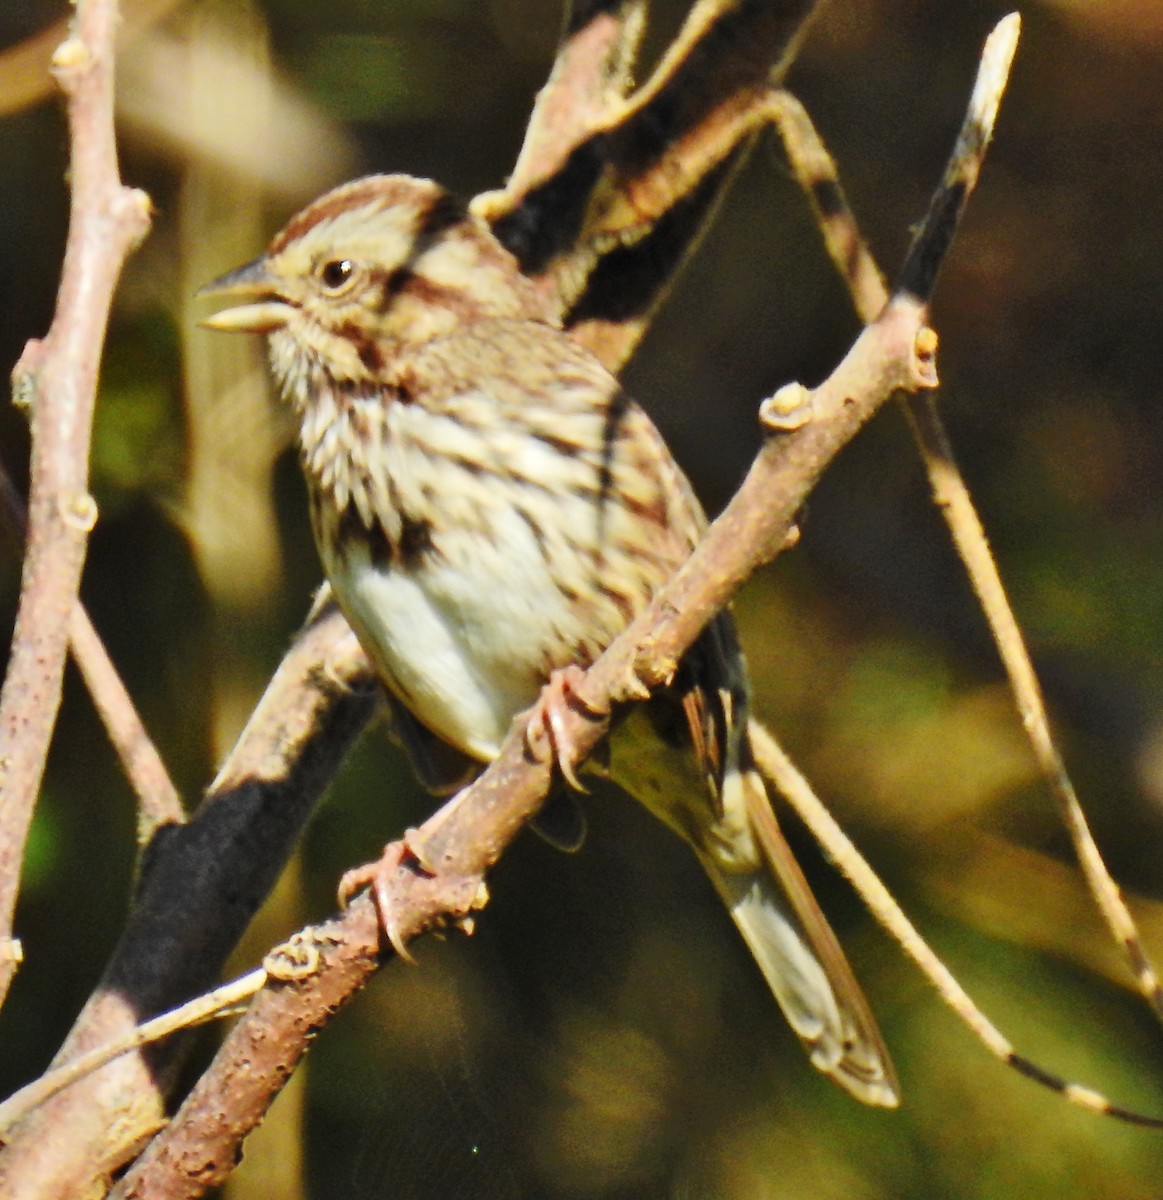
3,1 -> 1163,1198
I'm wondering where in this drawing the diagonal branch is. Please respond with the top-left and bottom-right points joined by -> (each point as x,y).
770,44 -> 1163,1027
108,24 -> 1018,1193
500,0 -> 647,200
481,0 -> 822,370
0,607 -> 374,1199
110,298 -> 937,1200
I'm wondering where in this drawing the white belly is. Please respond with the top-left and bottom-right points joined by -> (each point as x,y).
328,513 -> 569,762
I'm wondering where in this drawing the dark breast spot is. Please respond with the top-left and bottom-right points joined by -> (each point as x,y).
389,363 -> 418,403
339,505 -> 435,571
396,514 -> 435,568
335,503 -> 394,568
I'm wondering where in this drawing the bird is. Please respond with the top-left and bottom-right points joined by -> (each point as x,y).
200,172 -> 898,1107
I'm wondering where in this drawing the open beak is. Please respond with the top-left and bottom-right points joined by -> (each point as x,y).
197,257 -> 293,333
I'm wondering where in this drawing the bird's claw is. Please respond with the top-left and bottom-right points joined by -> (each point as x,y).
525,665 -> 607,791
338,831 -> 488,963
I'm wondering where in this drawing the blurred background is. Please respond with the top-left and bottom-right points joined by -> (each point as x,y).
2,1 -> 1163,1197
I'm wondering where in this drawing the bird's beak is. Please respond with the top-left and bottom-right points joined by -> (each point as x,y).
197,257 -> 292,333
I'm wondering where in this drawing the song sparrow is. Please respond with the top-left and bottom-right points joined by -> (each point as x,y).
201,173 -> 898,1107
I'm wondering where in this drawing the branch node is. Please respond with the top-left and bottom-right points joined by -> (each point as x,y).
263,933 -> 322,983
631,639 -> 677,692
50,37 -> 92,75
338,834 -> 490,967
10,357 -> 40,413
913,325 -> 940,388
759,381 -> 815,433
60,491 -> 98,532
112,187 -> 155,247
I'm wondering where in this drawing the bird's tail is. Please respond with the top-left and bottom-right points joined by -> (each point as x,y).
702,752 -> 898,1106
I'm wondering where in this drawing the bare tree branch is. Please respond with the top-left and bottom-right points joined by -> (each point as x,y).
0,0 -> 152,1009
481,0 -> 822,369
770,40 -> 1163,1027
500,0 -> 647,200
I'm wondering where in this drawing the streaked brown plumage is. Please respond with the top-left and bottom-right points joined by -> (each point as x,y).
201,173 -> 898,1107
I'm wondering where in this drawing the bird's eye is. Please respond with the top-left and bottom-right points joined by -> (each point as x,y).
319,259 -> 354,290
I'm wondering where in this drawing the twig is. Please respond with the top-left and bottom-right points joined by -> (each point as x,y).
0,924 -> 342,1136
0,0 -> 151,1009
0,460 -> 183,835
498,0 -> 647,201
0,971 -> 266,1135
0,0 -> 184,118
771,21 -> 1163,1026
67,606 -> 184,836
482,0 -> 823,370
746,720 -> 1162,1127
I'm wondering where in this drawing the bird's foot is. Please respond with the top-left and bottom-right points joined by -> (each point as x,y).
338,829 -> 488,961
524,665 -> 608,791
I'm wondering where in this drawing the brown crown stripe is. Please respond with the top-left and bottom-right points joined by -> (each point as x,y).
268,175 -> 464,256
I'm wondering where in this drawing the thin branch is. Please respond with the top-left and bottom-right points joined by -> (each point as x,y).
746,721 -> 1163,1127
0,1 -> 184,118
0,0 -> 152,1009
896,13 -> 1019,302
66,606 -> 184,835
771,26 -> 1163,1026
0,924 -> 344,1136
0,460 -> 183,835
0,971 -> 266,1135
499,0 -> 647,201
483,0 -> 822,370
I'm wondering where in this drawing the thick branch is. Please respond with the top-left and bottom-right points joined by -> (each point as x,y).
0,609 -> 375,1199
